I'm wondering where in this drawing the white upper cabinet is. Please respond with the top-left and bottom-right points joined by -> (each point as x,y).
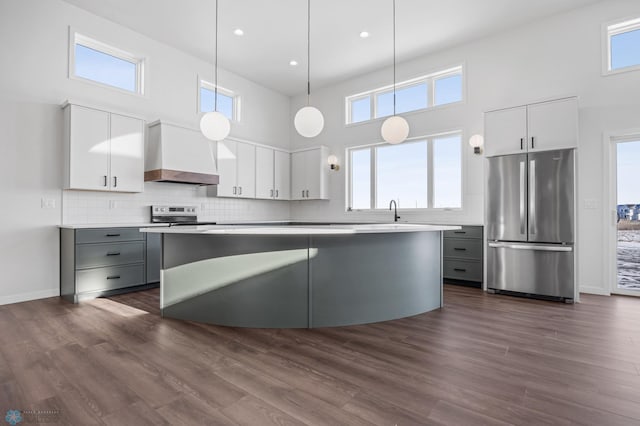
63,103 -> 144,192
484,97 -> 578,157
291,146 -> 329,201
255,147 -> 290,200
216,140 -> 255,198
274,150 -> 290,200
527,97 -> 578,152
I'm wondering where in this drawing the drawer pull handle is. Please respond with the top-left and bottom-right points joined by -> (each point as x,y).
106,252 -> 121,256
106,275 -> 121,280
454,268 -> 467,272
106,233 -> 121,237
454,231 -> 466,234
454,248 -> 467,251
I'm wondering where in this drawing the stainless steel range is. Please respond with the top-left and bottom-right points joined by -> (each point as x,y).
150,205 -> 216,226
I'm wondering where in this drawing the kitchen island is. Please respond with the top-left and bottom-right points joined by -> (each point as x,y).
141,223 -> 459,328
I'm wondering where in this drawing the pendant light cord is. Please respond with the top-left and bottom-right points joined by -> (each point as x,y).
392,0 -> 396,116
214,0 -> 219,112
306,0 -> 311,105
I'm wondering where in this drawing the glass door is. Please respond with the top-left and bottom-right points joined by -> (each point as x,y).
615,140 -> 640,293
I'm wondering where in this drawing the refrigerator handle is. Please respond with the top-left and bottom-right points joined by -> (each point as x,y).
488,242 -> 573,252
529,159 -> 536,235
519,161 -> 526,236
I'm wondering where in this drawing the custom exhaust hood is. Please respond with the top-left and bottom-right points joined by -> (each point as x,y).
144,120 -> 220,185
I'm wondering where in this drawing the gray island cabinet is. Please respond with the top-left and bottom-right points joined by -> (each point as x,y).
60,225 -> 162,303
141,223 -> 459,328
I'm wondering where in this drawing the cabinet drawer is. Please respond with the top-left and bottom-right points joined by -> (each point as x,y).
443,238 -> 483,260
75,241 -> 145,269
76,228 -> 144,244
443,226 -> 483,240
443,259 -> 482,282
76,264 -> 145,294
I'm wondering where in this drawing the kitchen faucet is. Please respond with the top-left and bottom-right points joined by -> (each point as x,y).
389,200 -> 400,222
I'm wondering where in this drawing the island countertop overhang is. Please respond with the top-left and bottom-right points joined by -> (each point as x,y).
140,223 -> 461,235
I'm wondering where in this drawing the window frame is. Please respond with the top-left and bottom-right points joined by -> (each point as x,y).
602,16 -> 640,76
197,76 -> 240,121
346,131 -> 463,212
68,28 -> 145,95
344,65 -> 464,125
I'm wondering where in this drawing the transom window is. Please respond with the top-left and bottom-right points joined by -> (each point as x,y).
345,66 -> 463,124
199,79 -> 238,121
70,32 -> 144,94
348,132 -> 462,210
605,17 -> 640,74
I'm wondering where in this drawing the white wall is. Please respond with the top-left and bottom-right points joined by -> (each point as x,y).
0,0 -> 290,304
289,0 -> 640,295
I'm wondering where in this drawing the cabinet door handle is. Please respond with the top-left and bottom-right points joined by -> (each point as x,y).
454,248 -> 467,251
106,275 -> 121,280
233,186 -> 237,195
520,138 -> 524,150
270,189 -> 274,198
106,252 -> 121,256
113,176 -> 118,188
238,186 -> 242,195
301,190 -> 305,198
454,268 -> 467,272
531,136 -> 535,149
103,175 -> 108,187
275,189 -> 279,198
305,190 -> 309,198
105,233 -> 121,237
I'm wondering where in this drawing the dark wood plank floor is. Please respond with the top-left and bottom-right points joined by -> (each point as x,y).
2,285 -> 640,425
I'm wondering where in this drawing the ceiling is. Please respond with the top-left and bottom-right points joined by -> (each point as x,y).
62,0 -> 604,96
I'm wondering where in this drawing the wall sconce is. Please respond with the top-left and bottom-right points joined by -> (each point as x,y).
469,134 -> 484,155
327,154 -> 340,171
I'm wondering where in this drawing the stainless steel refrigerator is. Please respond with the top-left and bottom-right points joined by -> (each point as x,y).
486,149 -> 575,301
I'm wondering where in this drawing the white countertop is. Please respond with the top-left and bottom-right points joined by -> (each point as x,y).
140,223 -> 460,235
59,223 -> 169,229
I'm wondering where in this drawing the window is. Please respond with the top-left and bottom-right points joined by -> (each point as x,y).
199,79 -> 238,121
70,32 -> 144,94
345,66 -> 463,124
605,17 -> 640,74
348,132 -> 462,210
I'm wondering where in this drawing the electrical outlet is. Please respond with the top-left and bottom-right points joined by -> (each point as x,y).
584,198 -> 598,209
41,198 -> 56,209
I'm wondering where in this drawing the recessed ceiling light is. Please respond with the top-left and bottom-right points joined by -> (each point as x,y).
289,60 -> 298,66
359,31 -> 370,38
233,28 -> 244,36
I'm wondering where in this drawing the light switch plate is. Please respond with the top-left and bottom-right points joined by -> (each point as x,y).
584,198 -> 598,209
41,198 -> 56,209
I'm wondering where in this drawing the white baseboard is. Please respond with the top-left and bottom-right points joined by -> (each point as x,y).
0,288 -> 60,306
579,286 -> 610,296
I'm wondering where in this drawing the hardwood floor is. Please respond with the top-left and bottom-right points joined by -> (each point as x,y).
2,285 -> 640,425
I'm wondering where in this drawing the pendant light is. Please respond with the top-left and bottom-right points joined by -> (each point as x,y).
200,0 -> 231,141
294,0 -> 324,138
381,0 -> 409,144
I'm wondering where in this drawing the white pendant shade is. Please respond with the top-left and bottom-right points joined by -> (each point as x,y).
381,115 -> 409,144
294,106 -> 324,138
200,111 -> 231,141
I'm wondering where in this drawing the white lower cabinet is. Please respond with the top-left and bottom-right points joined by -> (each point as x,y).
63,102 -> 144,192
216,140 -> 256,198
291,146 -> 329,200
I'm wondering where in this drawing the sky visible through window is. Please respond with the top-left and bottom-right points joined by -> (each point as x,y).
433,135 -> 462,208
351,149 -> 371,209
200,87 -> 234,120
617,140 -> 640,204
74,44 -> 137,92
376,83 -> 428,118
351,97 -> 370,123
611,28 -> 640,70
434,75 -> 462,105
376,141 -> 428,209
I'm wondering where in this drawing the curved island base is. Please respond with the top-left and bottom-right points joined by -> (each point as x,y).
143,224 -> 457,328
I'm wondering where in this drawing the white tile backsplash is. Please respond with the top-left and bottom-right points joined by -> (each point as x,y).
62,182 -> 291,224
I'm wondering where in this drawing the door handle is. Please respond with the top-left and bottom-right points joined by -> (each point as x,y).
520,138 -> 524,150
531,136 -> 535,149
106,275 -> 121,280
105,233 -> 121,237
275,189 -> 279,198
305,190 -> 309,198
454,268 -> 467,272
529,160 -> 536,235
238,186 -> 242,195
453,248 -> 467,251
519,161 -> 526,235
106,252 -> 121,256
113,176 -> 117,188
301,190 -> 305,198
488,242 -> 572,252
453,231 -> 466,234
270,189 -> 274,198
233,186 -> 237,195
103,175 -> 108,187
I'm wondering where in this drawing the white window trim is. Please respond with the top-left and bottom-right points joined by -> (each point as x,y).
602,16 -> 640,76
344,65 -> 464,125
345,131 -> 464,212
68,27 -> 145,96
197,76 -> 240,122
